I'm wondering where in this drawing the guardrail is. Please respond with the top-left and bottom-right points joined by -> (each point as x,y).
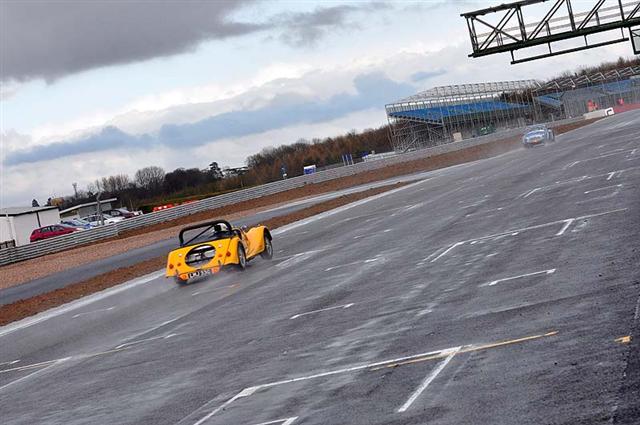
0,117 -> 583,266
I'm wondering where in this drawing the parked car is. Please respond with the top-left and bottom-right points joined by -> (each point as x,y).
81,213 -> 124,226
30,224 -> 77,242
104,208 -> 137,219
522,124 -> 555,148
61,218 -> 93,230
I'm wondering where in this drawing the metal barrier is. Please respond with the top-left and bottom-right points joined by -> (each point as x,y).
0,117 -> 583,266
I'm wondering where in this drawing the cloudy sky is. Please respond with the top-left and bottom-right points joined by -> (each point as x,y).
0,0 -> 633,207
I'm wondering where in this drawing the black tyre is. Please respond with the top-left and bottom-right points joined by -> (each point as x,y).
261,235 -> 273,260
236,245 -> 247,270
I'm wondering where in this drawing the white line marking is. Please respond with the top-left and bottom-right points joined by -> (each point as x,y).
187,329 -> 557,424
0,270 -> 164,339
584,184 -> 623,194
481,269 -> 556,287
276,250 -> 325,269
290,303 -> 354,320
253,418 -> 299,425
272,179 -> 431,235
192,387 -> 258,425
555,219 -> 575,236
521,187 -> 540,198
397,346 -> 461,413
0,359 -> 20,367
118,315 -> 186,344
565,149 -> 636,168
325,258 -> 379,272
71,306 -> 115,318
430,242 -> 464,263
606,171 -> 619,181
0,361 -> 61,392
428,208 -> 627,263
115,333 -> 177,350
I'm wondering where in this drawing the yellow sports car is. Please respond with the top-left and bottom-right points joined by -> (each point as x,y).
166,219 -> 273,284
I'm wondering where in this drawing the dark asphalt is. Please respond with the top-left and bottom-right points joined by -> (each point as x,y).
1,111 -> 639,425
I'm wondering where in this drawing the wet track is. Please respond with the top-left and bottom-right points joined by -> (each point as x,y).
1,111 -> 639,424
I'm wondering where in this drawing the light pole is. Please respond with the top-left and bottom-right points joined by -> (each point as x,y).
96,191 -> 104,226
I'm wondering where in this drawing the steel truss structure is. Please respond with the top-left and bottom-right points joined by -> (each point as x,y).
386,66 -> 640,152
462,0 -> 640,64
386,80 -> 540,152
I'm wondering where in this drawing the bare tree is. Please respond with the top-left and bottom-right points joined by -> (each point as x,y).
135,166 -> 165,193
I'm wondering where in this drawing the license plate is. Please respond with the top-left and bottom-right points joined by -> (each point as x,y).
188,269 -> 212,279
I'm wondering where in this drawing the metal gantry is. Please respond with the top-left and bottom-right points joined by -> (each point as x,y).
462,0 -> 640,64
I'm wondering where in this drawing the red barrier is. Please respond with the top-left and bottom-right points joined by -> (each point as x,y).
613,103 -> 640,114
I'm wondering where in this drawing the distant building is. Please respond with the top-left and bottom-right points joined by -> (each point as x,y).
0,206 -> 61,247
59,198 -> 118,219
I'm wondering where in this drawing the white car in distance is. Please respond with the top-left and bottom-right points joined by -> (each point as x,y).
81,213 -> 124,226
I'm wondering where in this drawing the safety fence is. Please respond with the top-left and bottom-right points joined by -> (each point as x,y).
0,116 -> 583,266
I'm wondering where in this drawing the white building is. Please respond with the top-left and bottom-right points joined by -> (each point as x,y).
59,198 -> 117,219
0,206 -> 61,247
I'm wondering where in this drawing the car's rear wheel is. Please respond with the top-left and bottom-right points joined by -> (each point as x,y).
261,235 -> 273,260
236,245 -> 247,270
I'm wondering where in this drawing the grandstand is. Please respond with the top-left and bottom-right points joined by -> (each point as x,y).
386,65 -> 640,152
386,80 -> 540,152
533,65 -> 640,119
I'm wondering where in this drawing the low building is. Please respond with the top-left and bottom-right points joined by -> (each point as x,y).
0,206 -> 61,247
59,198 -> 118,219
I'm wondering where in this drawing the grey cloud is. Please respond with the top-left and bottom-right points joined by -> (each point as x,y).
275,3 -> 390,47
411,69 -> 447,82
1,1 -> 393,82
4,72 -> 415,166
1,0 -> 261,82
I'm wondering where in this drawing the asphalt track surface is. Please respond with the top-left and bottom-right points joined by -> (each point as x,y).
1,111 -> 639,424
0,176 -> 426,306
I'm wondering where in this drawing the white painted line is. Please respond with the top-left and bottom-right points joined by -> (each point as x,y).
520,187 -> 541,198
192,387 -> 258,425
71,306 -> 114,318
0,270 -> 164,339
253,417 -> 299,425
429,208 -> 627,263
0,361 -> 62,392
584,184 -> 622,194
118,315 -> 185,344
188,329 -> 558,424
576,208 -> 628,220
115,333 -> 177,350
555,219 -> 575,236
0,359 -> 20,367
272,179 -> 431,235
325,258 -> 379,272
606,171 -> 617,181
290,303 -> 354,320
565,149 -> 636,168
397,346 -> 461,413
276,250 -> 325,269
430,242 -> 464,263
481,269 -> 556,287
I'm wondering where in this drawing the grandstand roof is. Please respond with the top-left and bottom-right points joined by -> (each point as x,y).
388,100 -> 529,123
388,80 -> 540,106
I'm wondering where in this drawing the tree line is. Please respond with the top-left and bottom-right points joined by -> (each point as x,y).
48,125 -> 391,212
